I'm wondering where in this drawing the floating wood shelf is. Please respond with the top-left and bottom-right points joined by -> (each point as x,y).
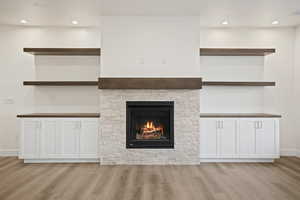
200,113 -> 281,118
202,81 -> 275,86
17,113 -> 100,118
23,81 -> 98,86
23,48 -> 101,56
98,78 -> 202,89
200,48 -> 275,56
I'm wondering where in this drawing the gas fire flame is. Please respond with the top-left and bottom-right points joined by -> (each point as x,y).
138,121 -> 164,139
146,121 -> 154,129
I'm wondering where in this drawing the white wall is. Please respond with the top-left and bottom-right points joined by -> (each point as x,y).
100,21 -> 298,155
0,22 -> 298,156
0,25 -> 101,154
293,26 -> 300,157
100,17 -> 200,77
200,28 -> 296,152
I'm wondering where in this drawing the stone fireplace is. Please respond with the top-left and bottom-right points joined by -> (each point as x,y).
99,89 -> 200,165
126,101 -> 174,149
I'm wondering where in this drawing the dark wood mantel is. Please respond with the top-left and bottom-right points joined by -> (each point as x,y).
98,78 -> 202,89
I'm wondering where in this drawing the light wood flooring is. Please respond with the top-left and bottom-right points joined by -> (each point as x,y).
0,157 -> 300,200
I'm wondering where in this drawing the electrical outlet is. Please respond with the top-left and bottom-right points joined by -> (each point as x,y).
137,58 -> 144,64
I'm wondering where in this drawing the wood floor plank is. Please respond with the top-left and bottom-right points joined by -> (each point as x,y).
45,165 -> 86,200
0,157 -> 17,168
91,165 -> 119,199
6,164 -> 71,200
0,157 -> 300,200
0,164 -> 55,199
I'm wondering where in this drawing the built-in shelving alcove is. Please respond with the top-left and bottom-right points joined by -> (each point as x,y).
18,47 -> 100,118
199,47 -> 279,116
22,48 -> 100,87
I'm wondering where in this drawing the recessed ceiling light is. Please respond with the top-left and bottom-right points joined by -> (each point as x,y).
272,20 -> 279,25
221,20 -> 229,25
72,20 -> 78,25
20,19 -> 27,24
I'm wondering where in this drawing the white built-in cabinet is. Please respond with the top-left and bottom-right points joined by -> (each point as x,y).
22,119 -> 41,159
200,118 -> 279,162
20,118 -> 99,163
218,119 -> 237,158
80,120 -> 99,158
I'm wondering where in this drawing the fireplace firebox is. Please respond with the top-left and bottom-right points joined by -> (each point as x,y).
126,101 -> 174,148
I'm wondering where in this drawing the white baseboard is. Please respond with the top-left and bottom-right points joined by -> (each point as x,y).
297,150 -> 300,158
0,149 -> 19,157
280,149 -> 300,157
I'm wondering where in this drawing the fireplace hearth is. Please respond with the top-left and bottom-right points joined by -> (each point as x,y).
126,101 -> 174,148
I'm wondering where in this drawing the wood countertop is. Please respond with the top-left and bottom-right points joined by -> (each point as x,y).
17,113 -> 100,118
200,113 -> 281,118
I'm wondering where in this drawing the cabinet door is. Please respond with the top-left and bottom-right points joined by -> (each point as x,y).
218,119 -> 237,158
239,119 -> 256,158
40,120 -> 61,158
255,119 -> 276,158
61,120 -> 80,158
21,120 -> 40,159
80,120 -> 98,158
200,119 -> 218,158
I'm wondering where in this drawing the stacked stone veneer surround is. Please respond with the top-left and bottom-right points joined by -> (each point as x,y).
99,89 -> 200,165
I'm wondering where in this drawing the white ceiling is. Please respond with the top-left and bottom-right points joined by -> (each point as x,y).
0,0 -> 300,27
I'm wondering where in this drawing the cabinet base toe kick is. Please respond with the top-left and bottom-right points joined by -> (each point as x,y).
23,158 -> 99,164
200,158 -> 277,163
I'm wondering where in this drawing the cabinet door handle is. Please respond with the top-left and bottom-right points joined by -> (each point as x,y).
254,121 -> 258,129
259,121 -> 262,129
258,121 -> 261,129
221,121 -> 223,129
216,121 -> 219,129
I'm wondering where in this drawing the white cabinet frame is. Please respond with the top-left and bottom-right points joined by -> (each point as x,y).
200,118 -> 280,163
19,118 -> 99,163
